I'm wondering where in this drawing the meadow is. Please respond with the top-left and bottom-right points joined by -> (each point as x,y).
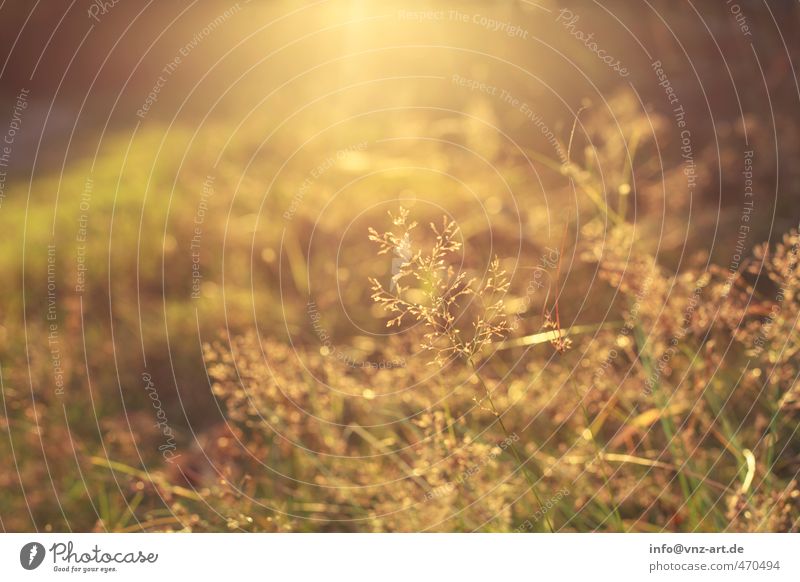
0,0 -> 798,532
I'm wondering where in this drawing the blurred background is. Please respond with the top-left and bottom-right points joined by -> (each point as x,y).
1,0 -> 798,532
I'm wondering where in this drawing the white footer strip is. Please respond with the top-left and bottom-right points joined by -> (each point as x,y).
1,533 -> 797,580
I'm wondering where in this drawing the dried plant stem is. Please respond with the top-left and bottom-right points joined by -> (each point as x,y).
468,359 -> 556,533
